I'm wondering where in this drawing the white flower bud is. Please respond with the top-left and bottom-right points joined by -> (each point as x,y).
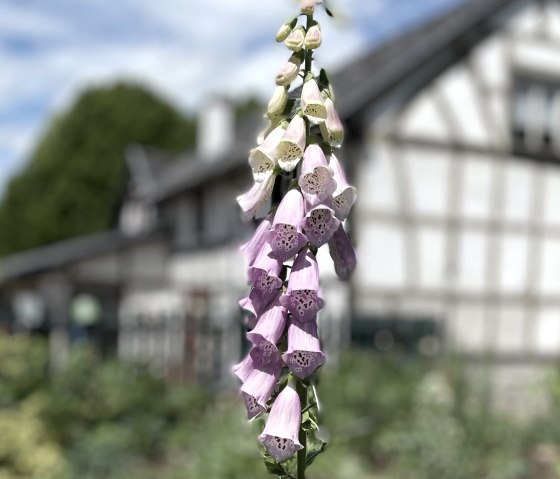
304,24 -> 321,50
276,23 -> 292,42
300,0 -> 315,14
284,26 -> 305,52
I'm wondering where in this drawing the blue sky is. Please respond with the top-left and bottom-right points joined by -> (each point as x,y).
0,0 -> 466,194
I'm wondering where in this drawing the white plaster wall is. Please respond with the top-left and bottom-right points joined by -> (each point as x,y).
543,166 -> 560,225
438,65 -> 493,147
547,1 -> 560,42
403,147 -> 450,217
398,88 -> 452,142
357,141 -> 399,212
460,155 -> 494,220
71,252 -> 121,284
125,241 -> 168,282
355,222 -> 407,289
498,233 -> 529,293
168,245 -> 246,292
417,226 -> 446,289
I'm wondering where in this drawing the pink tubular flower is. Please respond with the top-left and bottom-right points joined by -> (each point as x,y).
303,203 -> 340,247
298,144 -> 336,206
328,154 -> 357,220
247,300 -> 287,366
328,224 -> 357,281
283,319 -> 325,379
276,115 -> 306,172
232,351 -> 255,383
301,78 -> 327,125
240,215 -> 273,267
280,250 -> 324,322
265,189 -> 308,262
258,383 -> 303,462
320,97 -> 344,148
249,125 -> 286,182
248,243 -> 283,314
236,171 -> 276,221
241,355 -> 282,419
238,295 -> 258,329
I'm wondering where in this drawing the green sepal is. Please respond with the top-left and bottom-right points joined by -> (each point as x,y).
319,142 -> 333,157
318,69 -> 330,90
292,49 -> 305,63
301,410 -> 319,432
281,99 -> 296,117
323,0 -> 334,17
306,440 -> 327,467
264,455 -> 288,476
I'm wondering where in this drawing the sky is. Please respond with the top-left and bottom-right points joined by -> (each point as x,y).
0,0 -> 467,194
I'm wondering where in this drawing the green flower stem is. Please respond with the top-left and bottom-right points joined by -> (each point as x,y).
296,379 -> 308,479
304,13 -> 313,74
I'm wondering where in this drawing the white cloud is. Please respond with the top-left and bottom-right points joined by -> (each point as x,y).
0,0 -> 462,193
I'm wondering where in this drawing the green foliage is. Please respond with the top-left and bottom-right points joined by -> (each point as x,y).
4,340 -> 560,479
0,83 -> 195,255
0,335 -> 48,406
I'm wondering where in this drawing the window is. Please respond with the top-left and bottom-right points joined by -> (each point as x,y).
512,73 -> 560,161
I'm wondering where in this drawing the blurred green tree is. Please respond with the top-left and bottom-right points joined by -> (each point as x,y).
0,83 -> 196,256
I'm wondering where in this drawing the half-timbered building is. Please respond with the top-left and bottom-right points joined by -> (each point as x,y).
1,0 -> 560,410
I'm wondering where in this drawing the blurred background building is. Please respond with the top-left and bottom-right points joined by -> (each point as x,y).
1,0 -> 560,414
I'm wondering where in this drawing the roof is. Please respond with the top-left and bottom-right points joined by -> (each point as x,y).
149,0 -> 528,202
0,229 -> 163,283
333,0 -> 527,120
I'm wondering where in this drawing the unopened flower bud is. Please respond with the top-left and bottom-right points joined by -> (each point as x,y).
267,86 -> 288,118
284,26 -> 305,52
305,23 -> 322,49
275,55 -> 301,86
300,0 -> 315,14
276,23 -> 293,42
